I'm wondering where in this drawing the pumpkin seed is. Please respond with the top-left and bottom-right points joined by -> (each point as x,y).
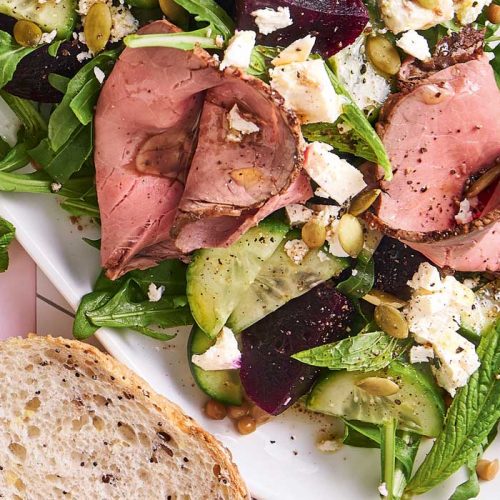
374,304 -> 409,339
465,164 -> 500,199
84,2 -> 112,55
159,0 -> 189,26
366,35 -> 401,76
338,214 -> 364,257
476,459 -> 499,481
487,4 -> 500,24
13,20 -> 42,47
302,219 -> 327,249
349,189 -> 381,216
415,0 -> 439,9
363,289 -> 406,309
356,377 -> 399,397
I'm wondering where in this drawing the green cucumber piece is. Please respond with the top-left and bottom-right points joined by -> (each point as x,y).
307,361 -> 445,437
188,326 -> 243,405
0,0 -> 77,38
186,219 -> 288,338
227,238 -> 349,332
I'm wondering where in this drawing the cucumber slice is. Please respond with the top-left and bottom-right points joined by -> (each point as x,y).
227,238 -> 348,332
186,219 -> 288,338
188,326 -> 243,406
0,0 -> 77,38
307,361 -> 445,437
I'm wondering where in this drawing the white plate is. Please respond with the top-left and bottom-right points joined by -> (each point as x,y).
0,190 -> 498,499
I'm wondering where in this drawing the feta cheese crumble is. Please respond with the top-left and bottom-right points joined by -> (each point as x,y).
410,345 -> 435,364
378,482 -> 389,497
76,51 -> 92,62
191,327 -> 241,371
304,142 -> 367,204
377,0 -> 454,34
455,0 -> 493,25
93,66 -> 106,84
270,60 -> 344,124
333,34 -> 391,111
251,7 -> 293,35
226,104 -> 259,142
396,30 -> 431,61
220,30 -> 256,71
40,29 -> 58,45
455,198 -> 474,225
284,239 -> 310,264
272,35 -> 316,66
50,182 -> 62,193
404,263 -> 480,396
147,283 -> 165,302
284,204 -> 313,227
316,438 -> 342,453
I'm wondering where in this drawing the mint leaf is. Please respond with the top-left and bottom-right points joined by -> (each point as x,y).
0,216 -> 15,272
449,451 -> 480,500
405,319 -> 500,495
293,331 -> 411,371
0,31 -> 35,89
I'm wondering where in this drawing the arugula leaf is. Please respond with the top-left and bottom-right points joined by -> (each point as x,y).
173,0 -> 234,38
0,31 -> 35,89
293,331 -> 411,371
0,142 -> 30,172
48,73 -> 70,94
86,280 -> 192,340
247,45 -> 279,81
405,319 -> 500,495
60,198 -> 100,218
0,137 -> 9,158
337,249 -> 375,298
0,216 -> 15,272
48,40 -> 64,57
29,125 -> 93,183
82,237 -> 101,250
323,63 -> 392,179
49,50 -> 118,151
73,290 -> 114,340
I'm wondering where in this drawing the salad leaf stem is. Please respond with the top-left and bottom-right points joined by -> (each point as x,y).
0,216 -> 15,272
125,30 -> 220,50
381,418 -> 397,499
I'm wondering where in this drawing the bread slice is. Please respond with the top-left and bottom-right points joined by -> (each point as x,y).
0,335 -> 249,499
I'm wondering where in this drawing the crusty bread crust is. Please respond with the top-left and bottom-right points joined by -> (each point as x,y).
0,335 -> 249,499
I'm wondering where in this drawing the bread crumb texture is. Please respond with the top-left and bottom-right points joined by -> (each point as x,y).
0,336 -> 248,499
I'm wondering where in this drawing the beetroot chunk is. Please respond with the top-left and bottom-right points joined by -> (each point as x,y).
235,0 -> 369,57
240,282 -> 354,415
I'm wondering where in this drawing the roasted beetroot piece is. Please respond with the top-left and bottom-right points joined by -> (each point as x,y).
373,237 -> 429,299
235,0 -> 369,57
240,282 -> 354,415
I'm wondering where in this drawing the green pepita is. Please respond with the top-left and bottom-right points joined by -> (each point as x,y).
466,164 -> 500,199
415,0 -> 439,9
356,376 -> 399,397
302,219 -> 327,249
363,289 -> 407,309
374,304 -> 409,339
84,2 -> 112,55
349,189 -> 381,216
366,35 -> 401,76
159,0 -> 189,26
338,214 -> 364,257
13,20 -> 42,47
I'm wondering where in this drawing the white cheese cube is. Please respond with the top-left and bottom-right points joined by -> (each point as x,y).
147,283 -> 165,302
191,327 -> 241,371
272,35 -> 316,66
378,0 -> 454,34
409,345 -> 435,364
270,60 -> 344,124
285,204 -> 313,227
220,30 -> 256,71
304,142 -> 367,204
251,7 -> 293,35
455,0 -> 493,25
455,198 -> 474,225
284,239 -> 310,264
396,30 -> 431,61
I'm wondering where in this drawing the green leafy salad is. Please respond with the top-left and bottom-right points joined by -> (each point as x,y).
0,0 -> 499,498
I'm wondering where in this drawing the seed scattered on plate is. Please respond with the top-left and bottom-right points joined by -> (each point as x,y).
14,20 -> 42,47
302,219 -> 327,249
374,304 -> 409,339
85,2 -> 112,54
466,163 -> 500,199
363,289 -> 406,309
356,376 -> 399,397
349,189 -> 381,216
338,214 -> 364,257
366,35 -> 401,76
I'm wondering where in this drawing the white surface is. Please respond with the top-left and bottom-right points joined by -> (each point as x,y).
0,191 -> 499,499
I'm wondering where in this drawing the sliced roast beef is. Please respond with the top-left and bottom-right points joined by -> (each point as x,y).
95,20 -> 307,278
371,33 -> 500,272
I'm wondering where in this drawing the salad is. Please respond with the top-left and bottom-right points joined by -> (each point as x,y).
0,0 -> 499,498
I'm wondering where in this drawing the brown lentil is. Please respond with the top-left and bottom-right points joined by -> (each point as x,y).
236,416 -> 257,435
